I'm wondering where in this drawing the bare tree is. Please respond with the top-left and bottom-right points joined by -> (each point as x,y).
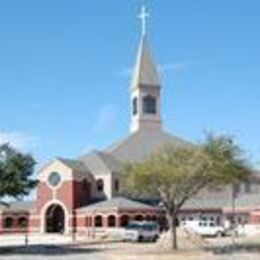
123,134 -> 251,250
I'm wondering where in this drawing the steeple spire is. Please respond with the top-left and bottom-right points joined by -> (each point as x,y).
131,5 -> 160,90
131,36 -> 160,90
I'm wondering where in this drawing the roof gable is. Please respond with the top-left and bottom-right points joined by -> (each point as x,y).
79,150 -> 122,174
57,158 -> 88,172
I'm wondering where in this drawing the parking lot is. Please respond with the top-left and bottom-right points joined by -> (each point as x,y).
1,234 -> 260,260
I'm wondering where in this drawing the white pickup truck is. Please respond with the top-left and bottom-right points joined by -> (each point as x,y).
184,220 -> 225,237
122,221 -> 160,242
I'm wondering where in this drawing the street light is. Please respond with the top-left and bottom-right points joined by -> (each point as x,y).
231,182 -> 239,249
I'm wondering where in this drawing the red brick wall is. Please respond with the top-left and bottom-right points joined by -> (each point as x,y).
36,182 -> 53,213
76,216 -> 86,228
0,217 -> 2,233
37,180 -> 91,214
37,180 -> 75,213
29,217 -> 40,229
72,180 -> 91,208
0,212 -> 29,233
35,179 -> 92,234
56,181 -> 74,212
249,212 -> 260,224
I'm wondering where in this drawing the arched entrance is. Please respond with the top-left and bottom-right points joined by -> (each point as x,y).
45,204 -> 65,233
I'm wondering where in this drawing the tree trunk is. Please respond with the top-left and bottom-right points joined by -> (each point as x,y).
167,212 -> 178,250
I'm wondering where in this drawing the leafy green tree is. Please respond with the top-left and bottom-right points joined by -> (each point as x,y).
123,135 -> 251,250
0,144 -> 37,204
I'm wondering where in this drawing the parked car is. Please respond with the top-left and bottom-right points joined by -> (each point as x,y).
184,220 -> 225,237
122,221 -> 160,242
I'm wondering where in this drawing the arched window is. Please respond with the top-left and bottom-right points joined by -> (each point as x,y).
82,179 -> 88,190
135,215 -> 144,221
115,179 -> 119,192
4,217 -> 14,229
143,95 -> 156,114
151,215 -> 157,221
132,97 -> 138,115
94,215 -> 103,227
120,215 -> 130,227
96,179 -> 104,192
18,217 -> 28,228
145,215 -> 152,221
107,215 -> 116,227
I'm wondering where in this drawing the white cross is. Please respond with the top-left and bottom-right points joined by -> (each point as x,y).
138,6 -> 150,36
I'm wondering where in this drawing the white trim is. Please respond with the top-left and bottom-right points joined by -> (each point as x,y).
53,190 -> 57,200
28,227 -> 40,232
76,214 -> 89,218
40,200 -> 70,235
29,215 -> 40,219
38,160 -> 73,182
74,227 -> 88,232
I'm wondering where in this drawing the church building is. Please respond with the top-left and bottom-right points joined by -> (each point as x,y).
1,7 -> 260,236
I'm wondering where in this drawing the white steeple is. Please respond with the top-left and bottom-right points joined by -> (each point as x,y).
130,6 -> 162,133
131,36 -> 160,90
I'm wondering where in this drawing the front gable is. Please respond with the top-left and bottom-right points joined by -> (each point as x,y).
38,159 -> 73,183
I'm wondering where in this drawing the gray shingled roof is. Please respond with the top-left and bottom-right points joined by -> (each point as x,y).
183,192 -> 260,210
0,201 -> 34,212
231,193 -> 260,209
77,197 -> 157,212
79,150 -> 122,174
183,197 -> 231,210
106,129 -> 190,163
57,158 -> 89,172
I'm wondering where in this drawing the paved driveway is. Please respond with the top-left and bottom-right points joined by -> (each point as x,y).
0,245 -> 106,260
1,236 -> 260,260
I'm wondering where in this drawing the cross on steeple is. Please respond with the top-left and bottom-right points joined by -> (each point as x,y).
138,6 -> 149,36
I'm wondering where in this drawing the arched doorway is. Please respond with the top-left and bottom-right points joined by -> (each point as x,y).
45,204 -> 65,233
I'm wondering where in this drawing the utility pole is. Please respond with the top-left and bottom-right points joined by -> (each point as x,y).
231,183 -> 237,249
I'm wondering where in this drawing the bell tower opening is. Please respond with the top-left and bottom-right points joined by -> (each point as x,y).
143,95 -> 156,114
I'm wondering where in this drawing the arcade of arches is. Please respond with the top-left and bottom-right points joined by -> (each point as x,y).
81,213 -> 165,229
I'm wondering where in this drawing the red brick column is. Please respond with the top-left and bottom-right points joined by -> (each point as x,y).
0,216 -> 2,234
102,214 -> 106,227
116,215 -> 120,227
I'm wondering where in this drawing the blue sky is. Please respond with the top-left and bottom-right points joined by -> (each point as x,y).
0,0 -> 259,168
